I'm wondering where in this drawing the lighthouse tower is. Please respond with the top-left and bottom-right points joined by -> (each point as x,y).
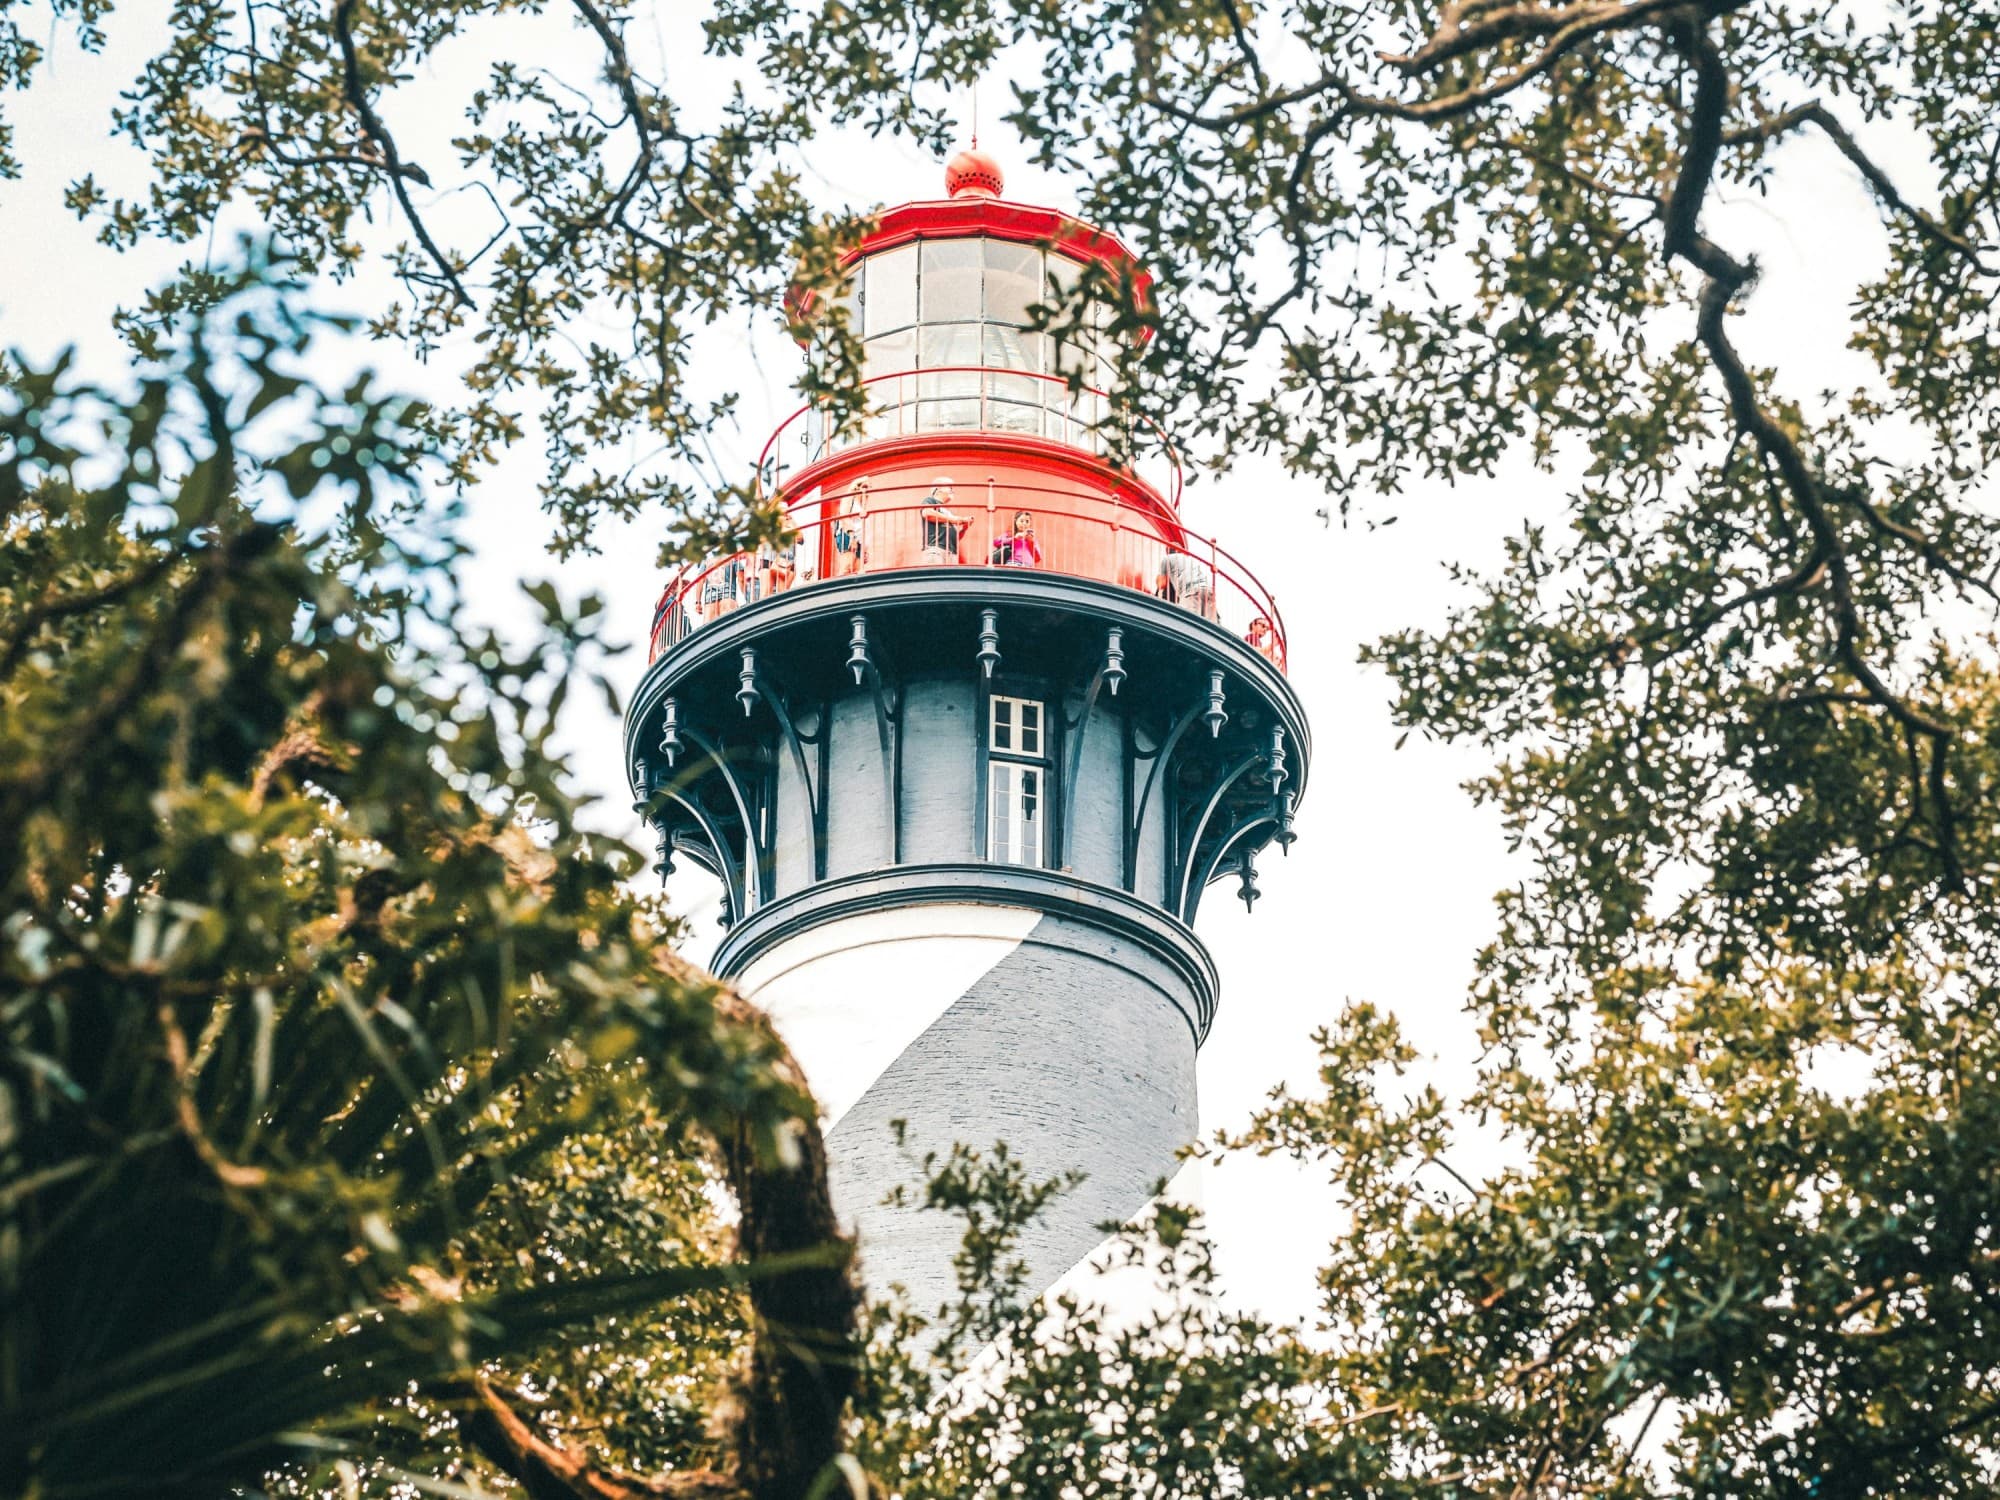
625,152 -> 1309,1307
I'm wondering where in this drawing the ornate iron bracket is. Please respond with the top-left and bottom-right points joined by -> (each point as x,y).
1174,748 -> 1267,922
677,723 -> 768,912
739,652 -> 825,883
1126,696 -> 1207,891
1185,810 -> 1279,925
661,785 -> 744,927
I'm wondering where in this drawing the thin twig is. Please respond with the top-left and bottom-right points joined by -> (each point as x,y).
1726,101 -> 1993,273
331,0 -> 472,309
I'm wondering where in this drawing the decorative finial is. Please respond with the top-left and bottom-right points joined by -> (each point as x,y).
977,608 -> 1001,678
1204,669 -> 1228,739
737,647 -> 758,718
945,147 -> 1004,200
848,615 -> 872,685
1236,850 -> 1262,913
658,698 -> 681,767
1103,627 -> 1126,697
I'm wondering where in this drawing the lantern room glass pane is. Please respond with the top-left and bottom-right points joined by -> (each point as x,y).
984,239 -> 1043,326
919,324 -> 983,395
863,245 -> 917,335
982,321 -> 1040,373
1044,251 -> 1083,322
922,397 -> 981,432
1052,332 -> 1099,389
804,236 -> 1136,468
988,372 -> 1041,406
863,328 -> 914,382
989,402 -> 1040,436
920,239 -> 983,322
988,372 -> 1043,435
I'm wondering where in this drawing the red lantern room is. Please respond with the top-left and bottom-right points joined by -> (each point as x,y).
649,153 -> 1285,673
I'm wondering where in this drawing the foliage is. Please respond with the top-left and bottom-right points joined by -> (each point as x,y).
850,1152 -> 1339,1500
8,0 -> 883,560
0,273 -> 853,1499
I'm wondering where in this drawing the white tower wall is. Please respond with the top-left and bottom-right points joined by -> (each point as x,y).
730,899 -> 1202,1308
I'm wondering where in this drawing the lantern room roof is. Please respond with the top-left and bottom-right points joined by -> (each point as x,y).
788,154 -> 1155,329
854,196 -> 1152,295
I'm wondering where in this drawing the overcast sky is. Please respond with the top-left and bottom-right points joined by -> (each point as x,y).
0,1 -> 1922,1326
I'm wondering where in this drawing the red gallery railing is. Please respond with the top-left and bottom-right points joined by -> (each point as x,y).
648,481 -> 1288,673
756,367 -> 1185,509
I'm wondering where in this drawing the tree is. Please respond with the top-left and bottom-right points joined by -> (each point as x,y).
8,1 -> 2000,1494
0,273 -> 859,1499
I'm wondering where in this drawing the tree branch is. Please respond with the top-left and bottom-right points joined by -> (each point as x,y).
1381,0 -> 1700,79
568,0 -> 657,228
0,549 -> 183,679
453,1376 -> 718,1498
1726,101 -> 1993,273
450,989 -> 863,1500
1347,0 -> 1752,127
331,0 -> 472,309
1661,17 -> 1968,893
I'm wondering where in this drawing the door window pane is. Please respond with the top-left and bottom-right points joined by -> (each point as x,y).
921,238 -> 983,322
992,763 -> 1014,861
988,762 -> 1043,867
863,245 -> 917,335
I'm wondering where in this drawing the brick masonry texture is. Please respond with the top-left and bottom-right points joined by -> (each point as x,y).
822,909 -> 1199,1309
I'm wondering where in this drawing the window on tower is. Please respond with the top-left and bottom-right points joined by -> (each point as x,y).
988,694 -> 1046,868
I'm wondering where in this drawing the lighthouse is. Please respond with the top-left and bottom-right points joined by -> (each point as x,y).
625,151 -> 1309,1308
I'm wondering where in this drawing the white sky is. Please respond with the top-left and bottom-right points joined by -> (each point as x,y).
0,1 -> 1925,1328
